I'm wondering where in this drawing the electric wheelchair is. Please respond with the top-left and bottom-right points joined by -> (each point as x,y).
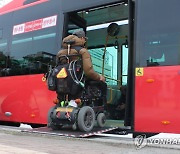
46,42 -> 107,132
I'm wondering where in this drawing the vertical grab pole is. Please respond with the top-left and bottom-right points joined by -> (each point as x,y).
102,35 -> 109,76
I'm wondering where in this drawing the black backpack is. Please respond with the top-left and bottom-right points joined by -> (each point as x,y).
47,46 -> 84,96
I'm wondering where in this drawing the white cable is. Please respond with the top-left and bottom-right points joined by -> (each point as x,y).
72,60 -> 84,83
68,60 -> 84,86
68,61 -> 78,84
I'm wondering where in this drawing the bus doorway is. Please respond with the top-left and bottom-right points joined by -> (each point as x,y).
63,1 -> 133,128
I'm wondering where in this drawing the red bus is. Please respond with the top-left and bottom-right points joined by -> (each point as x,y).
0,0 -> 180,134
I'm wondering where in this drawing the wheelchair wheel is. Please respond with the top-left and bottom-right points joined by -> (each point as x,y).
47,106 -> 63,130
77,106 -> 95,132
97,113 -> 106,128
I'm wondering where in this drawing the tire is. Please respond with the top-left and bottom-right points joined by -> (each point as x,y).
47,106 -> 62,130
77,106 -> 95,132
97,113 -> 106,128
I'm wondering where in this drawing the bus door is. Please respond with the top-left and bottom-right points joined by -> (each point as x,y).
124,0 -> 135,128
63,1 -> 131,127
63,12 -> 87,38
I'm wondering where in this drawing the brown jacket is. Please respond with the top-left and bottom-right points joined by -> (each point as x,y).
57,35 -> 100,81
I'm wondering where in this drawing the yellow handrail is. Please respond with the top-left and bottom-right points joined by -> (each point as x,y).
104,75 -> 121,82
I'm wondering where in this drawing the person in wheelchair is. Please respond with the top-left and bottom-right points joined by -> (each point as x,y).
47,30 -> 107,131
56,29 -> 106,101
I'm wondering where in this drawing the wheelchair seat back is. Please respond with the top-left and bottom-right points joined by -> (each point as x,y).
47,54 -> 84,96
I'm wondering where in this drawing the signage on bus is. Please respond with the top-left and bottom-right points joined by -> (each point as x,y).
12,15 -> 57,35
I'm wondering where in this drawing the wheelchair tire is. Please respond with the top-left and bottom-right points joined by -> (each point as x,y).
47,106 -> 62,130
77,106 -> 95,132
97,113 -> 106,128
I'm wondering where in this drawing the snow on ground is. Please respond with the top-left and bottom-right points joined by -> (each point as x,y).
20,124 -> 32,129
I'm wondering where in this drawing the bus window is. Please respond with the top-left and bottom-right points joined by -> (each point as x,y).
0,26 -> 11,77
67,21 -> 84,36
0,13 -> 13,77
0,47 -> 9,77
8,26 -> 57,76
89,47 -> 118,86
122,45 -> 128,85
64,12 -> 87,37
135,0 -> 180,67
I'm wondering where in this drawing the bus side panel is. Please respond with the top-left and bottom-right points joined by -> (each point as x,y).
135,66 -> 180,133
0,74 -> 56,124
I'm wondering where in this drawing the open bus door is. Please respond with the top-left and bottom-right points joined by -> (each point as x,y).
61,1 -> 134,130
63,12 -> 87,39
58,0 -> 180,135
124,0 -> 134,129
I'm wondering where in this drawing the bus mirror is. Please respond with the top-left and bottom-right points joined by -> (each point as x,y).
107,23 -> 119,37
